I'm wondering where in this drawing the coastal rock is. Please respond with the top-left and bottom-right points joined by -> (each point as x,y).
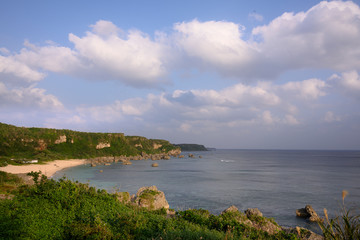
296,205 -> 321,222
283,227 -> 324,240
188,153 -> 194,158
243,208 -> 281,235
296,208 -> 310,218
162,155 -> 171,160
134,186 -> 169,210
221,205 -> 239,214
167,148 -> 181,157
151,163 -> 159,167
245,208 -> 263,218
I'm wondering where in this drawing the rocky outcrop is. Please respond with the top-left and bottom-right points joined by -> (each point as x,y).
245,208 -> 263,218
151,163 -> 159,167
87,153 -> 175,167
221,205 -> 239,214
296,205 -> 321,222
96,142 -> 111,149
282,227 -> 324,240
35,139 -> 47,151
153,143 -> 162,149
133,186 -> 169,210
55,135 -> 66,144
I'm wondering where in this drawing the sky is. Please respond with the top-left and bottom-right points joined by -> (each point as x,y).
1,0 -> 360,150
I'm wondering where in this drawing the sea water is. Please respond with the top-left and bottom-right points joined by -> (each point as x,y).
53,149 -> 360,232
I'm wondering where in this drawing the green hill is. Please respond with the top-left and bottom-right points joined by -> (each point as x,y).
0,122 -> 179,166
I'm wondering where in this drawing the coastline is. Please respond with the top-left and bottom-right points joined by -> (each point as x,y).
0,159 -> 86,178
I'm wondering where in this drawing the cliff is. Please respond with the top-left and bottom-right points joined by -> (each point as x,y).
0,122 -> 180,165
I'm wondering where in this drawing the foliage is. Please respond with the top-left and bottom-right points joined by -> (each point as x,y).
0,172 -> 299,240
0,171 -> 24,194
0,122 -> 179,163
317,191 -> 360,240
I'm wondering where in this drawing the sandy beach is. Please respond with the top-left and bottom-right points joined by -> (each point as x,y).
0,159 -> 87,177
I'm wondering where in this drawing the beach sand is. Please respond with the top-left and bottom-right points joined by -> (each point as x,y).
0,159 -> 86,178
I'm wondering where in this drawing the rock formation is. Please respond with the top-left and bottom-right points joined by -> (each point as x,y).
96,142 -> 111,149
55,135 -> 67,144
133,186 -> 169,210
296,205 -> 321,222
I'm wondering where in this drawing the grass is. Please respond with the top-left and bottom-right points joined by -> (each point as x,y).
317,190 -> 360,240
0,171 -> 24,194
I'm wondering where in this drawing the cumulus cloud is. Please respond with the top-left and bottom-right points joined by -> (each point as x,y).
330,70 -> 360,99
68,20 -> 168,86
2,1 -> 360,87
0,82 -> 63,110
2,20 -> 168,88
251,1 -> 360,74
173,19 -> 258,77
172,1 -> 360,79
281,78 -> 327,99
0,55 -> 45,83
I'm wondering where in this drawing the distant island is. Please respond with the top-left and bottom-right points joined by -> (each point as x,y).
174,144 -> 208,151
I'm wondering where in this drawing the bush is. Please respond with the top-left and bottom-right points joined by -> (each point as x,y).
0,172 -> 299,240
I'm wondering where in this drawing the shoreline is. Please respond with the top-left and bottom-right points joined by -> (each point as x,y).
0,159 -> 86,178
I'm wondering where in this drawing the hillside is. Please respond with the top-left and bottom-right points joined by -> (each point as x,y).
0,122 -> 179,166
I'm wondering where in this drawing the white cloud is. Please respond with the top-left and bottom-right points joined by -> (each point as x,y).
171,1 -> 360,79
174,19 -> 257,77
329,70 -> 360,99
0,82 -> 63,110
281,78 -> 327,99
0,55 -> 45,83
15,42 -> 83,74
68,20 -> 168,87
252,1 -> 360,74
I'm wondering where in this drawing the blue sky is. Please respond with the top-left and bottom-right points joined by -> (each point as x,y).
1,0 -> 360,150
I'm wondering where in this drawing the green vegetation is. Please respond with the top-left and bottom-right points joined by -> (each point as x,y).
0,122 -> 179,166
174,143 -> 208,151
0,171 -> 300,240
317,191 -> 360,240
0,171 -> 24,194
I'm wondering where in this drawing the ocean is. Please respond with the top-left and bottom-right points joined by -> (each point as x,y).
53,149 -> 360,232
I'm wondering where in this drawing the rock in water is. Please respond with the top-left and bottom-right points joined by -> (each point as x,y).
296,205 -> 321,222
134,186 -> 169,210
151,163 -> 159,167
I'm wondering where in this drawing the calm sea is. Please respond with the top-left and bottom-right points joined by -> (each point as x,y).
53,149 -> 360,232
